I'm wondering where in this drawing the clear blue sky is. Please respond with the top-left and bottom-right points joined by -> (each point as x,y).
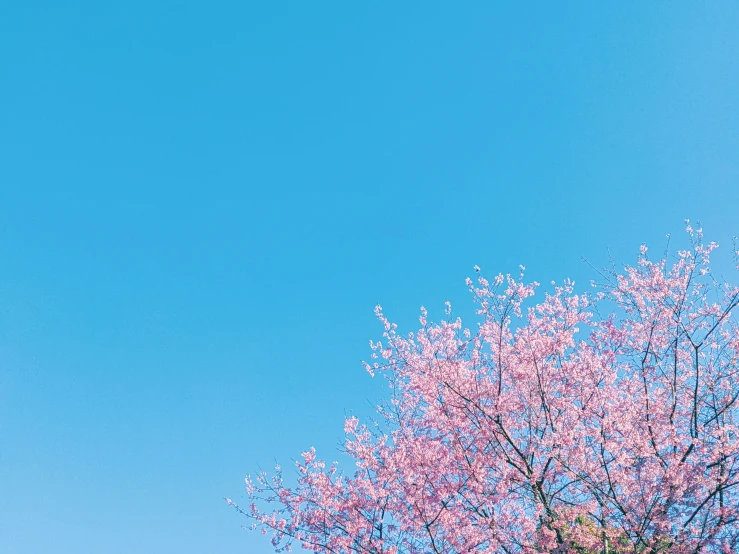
1,3 -> 738,553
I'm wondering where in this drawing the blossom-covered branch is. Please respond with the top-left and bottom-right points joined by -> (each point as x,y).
232,225 -> 739,553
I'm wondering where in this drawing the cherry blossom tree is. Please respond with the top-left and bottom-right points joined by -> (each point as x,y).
230,225 -> 739,553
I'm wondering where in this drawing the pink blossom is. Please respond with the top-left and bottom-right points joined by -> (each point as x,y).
233,229 -> 739,553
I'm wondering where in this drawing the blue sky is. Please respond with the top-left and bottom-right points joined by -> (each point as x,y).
1,2 -> 738,553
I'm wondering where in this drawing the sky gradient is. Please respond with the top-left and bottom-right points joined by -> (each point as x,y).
1,3 -> 739,553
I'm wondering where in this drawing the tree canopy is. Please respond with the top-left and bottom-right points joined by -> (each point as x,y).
231,226 -> 739,553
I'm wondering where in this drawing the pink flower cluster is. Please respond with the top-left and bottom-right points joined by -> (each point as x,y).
233,227 -> 739,553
